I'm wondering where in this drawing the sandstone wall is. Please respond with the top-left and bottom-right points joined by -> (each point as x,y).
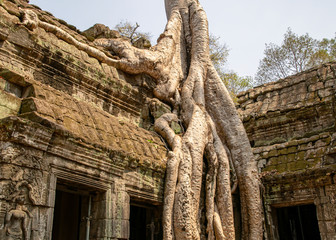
0,1 -> 168,239
238,63 -> 336,239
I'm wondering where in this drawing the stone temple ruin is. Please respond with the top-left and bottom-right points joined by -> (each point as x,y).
0,1 -> 335,239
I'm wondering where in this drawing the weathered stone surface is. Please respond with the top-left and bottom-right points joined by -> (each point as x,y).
82,23 -> 121,41
238,63 -> 336,239
1,0 -> 335,239
0,1 -> 167,239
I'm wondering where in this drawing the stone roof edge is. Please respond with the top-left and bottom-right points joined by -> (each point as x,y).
0,115 -> 168,173
237,62 -> 336,104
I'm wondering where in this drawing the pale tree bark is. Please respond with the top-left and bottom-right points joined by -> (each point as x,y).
21,0 -> 263,239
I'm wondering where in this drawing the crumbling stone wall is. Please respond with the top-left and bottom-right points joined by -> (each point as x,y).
0,1 -> 169,239
238,63 -> 336,239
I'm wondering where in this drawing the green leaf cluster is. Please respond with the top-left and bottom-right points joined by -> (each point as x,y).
114,20 -> 152,44
209,34 -> 253,101
255,28 -> 336,85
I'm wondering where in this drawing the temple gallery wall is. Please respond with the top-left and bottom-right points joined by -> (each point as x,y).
0,0 -> 335,239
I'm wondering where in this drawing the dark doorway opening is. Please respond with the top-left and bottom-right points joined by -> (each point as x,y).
276,204 -> 321,240
129,203 -> 162,240
52,181 -> 94,240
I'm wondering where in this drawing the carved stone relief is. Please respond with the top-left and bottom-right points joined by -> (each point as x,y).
1,181 -> 36,240
0,144 -> 48,206
0,143 -> 49,240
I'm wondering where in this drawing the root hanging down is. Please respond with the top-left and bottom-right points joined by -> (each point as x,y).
21,0 -> 263,239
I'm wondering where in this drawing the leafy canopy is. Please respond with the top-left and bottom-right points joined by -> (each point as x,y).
255,28 -> 336,86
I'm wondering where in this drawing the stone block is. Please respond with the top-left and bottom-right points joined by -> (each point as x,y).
115,191 -> 129,220
319,196 -> 331,204
324,79 -> 335,88
324,232 -> 336,240
110,219 -> 129,239
93,199 -> 116,220
265,149 -> 278,158
287,153 -> 296,162
257,159 -> 266,170
323,203 -> 336,221
308,82 -> 324,92
267,157 -> 278,166
0,105 -> 16,119
91,219 -> 113,238
316,204 -> 325,221
46,188 -> 56,208
275,163 -> 288,172
95,188 -> 114,202
318,88 -> 333,98
286,146 -> 297,154
296,151 -> 305,161
324,220 -> 336,233
119,219 -> 129,239
0,28 -> 9,41
320,233 -> 328,239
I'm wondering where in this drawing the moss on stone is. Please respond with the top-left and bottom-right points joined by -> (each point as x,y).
0,77 -> 5,90
271,185 -> 281,193
287,153 -> 296,162
274,163 -> 287,173
279,148 -> 288,155
287,146 -> 297,154
0,90 -> 21,112
278,155 -> 287,164
296,151 -> 305,161
321,136 -> 332,145
0,105 -> 15,118
171,121 -> 182,135
306,158 -> 320,168
255,137 -> 287,147
265,149 -> 278,158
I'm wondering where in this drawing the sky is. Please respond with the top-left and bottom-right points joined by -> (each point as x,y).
30,0 -> 336,78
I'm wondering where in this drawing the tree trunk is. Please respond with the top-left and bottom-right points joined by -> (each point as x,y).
111,0 -> 264,238
21,0 -> 263,238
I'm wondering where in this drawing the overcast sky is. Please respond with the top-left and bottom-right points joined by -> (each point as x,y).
30,0 -> 336,77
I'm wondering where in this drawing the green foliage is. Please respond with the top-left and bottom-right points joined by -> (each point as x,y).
309,37 -> 336,67
256,28 -> 336,86
115,20 -> 152,44
209,34 -> 253,100
209,34 -> 229,70
219,72 -> 253,101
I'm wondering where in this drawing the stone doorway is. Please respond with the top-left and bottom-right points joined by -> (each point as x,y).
129,202 -> 162,240
51,181 -> 94,240
276,204 -> 321,240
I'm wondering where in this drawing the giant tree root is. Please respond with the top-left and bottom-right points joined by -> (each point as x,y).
21,1 -> 263,239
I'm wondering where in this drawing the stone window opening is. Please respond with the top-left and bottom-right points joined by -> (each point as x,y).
3,79 -> 23,98
51,180 -> 98,240
0,69 -> 30,98
273,204 -> 321,240
129,201 -> 162,240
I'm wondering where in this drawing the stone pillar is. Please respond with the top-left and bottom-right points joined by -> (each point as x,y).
315,185 -> 336,240
90,181 -> 130,240
90,188 -> 116,240
113,181 -> 130,240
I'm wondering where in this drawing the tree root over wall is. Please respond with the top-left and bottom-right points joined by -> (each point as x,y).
21,1 -> 263,239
